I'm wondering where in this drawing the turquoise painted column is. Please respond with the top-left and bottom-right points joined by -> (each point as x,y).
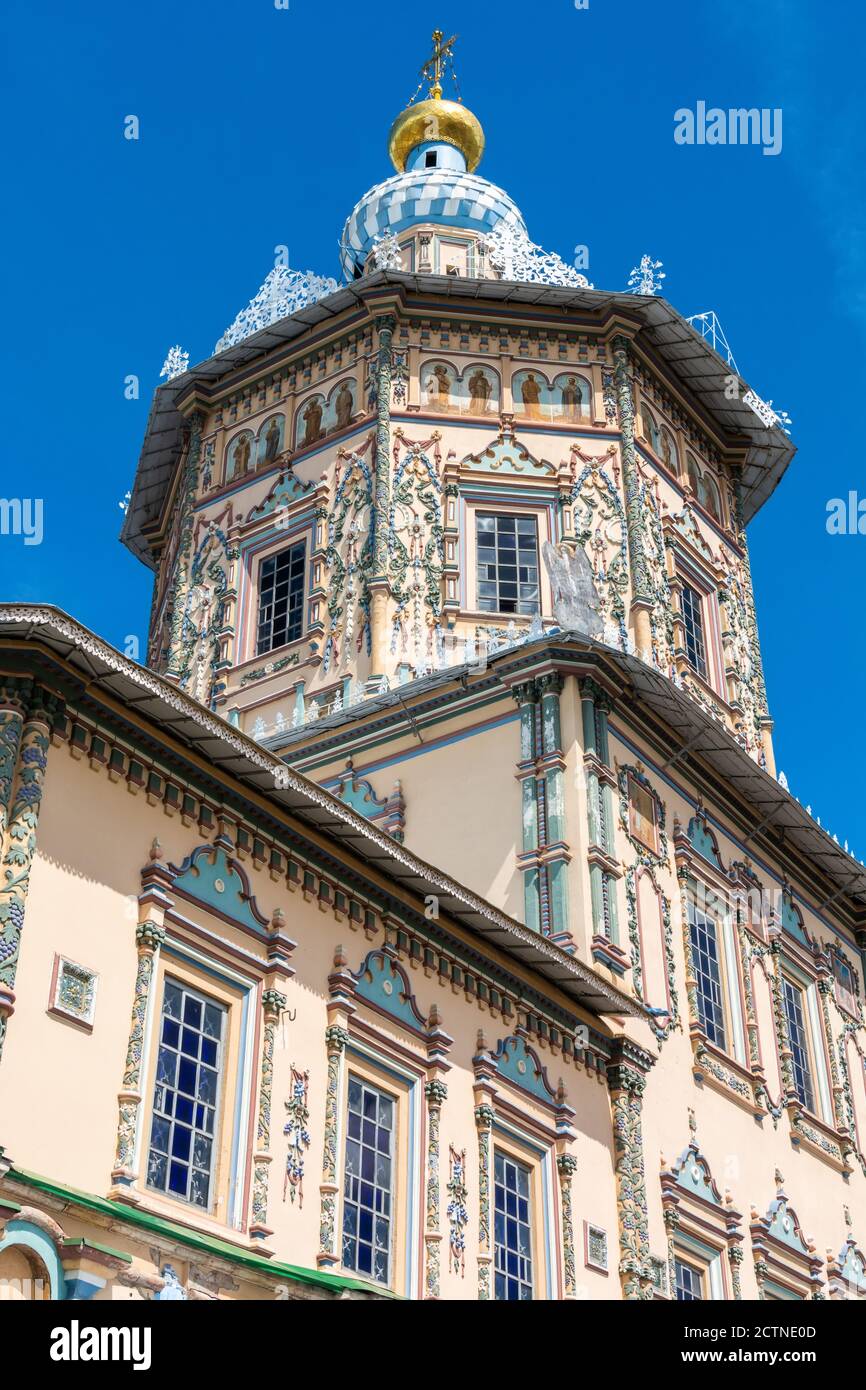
513,681 -> 541,933
579,679 -> 620,947
539,673 -> 571,944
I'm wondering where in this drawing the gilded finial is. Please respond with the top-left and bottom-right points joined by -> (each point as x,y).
388,28 -> 484,174
420,29 -> 458,101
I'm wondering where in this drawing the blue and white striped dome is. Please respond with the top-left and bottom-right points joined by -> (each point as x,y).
340,166 -> 526,279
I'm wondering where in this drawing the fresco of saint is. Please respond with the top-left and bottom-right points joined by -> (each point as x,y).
334,381 -> 354,430
468,369 -> 493,414
302,398 -> 324,446
520,372 -> 543,420
426,365 -> 451,411
262,416 -> 282,463
560,376 -> 586,422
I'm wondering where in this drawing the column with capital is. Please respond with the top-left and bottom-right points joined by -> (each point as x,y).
110,921 -> 166,1196
250,988 -> 287,1244
369,314 -> 395,683
0,683 -> 57,1062
607,1039 -> 655,1299
611,336 -> 652,658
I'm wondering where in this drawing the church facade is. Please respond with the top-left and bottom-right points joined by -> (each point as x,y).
2,35 -> 866,1303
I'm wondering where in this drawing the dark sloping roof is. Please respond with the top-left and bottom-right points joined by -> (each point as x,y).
0,604 -> 644,1023
270,627 -> 866,919
121,272 -> 794,567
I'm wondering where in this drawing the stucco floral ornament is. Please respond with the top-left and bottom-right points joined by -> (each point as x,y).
284,1066 -> 311,1206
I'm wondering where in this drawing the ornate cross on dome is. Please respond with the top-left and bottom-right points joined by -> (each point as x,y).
419,28 -> 458,100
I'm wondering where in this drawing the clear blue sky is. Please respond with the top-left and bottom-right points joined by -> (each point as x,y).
1,0 -> 864,853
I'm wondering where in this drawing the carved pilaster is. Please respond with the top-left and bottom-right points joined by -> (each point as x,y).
369,315 -> 395,677
250,989 -> 286,1243
424,1079 -> 447,1298
318,1023 -> 349,1268
608,1039 -> 655,1300
611,336 -> 652,655
164,411 -> 205,680
557,1153 -> 578,1298
110,921 -> 166,1193
474,1102 -> 495,1300
728,1242 -> 744,1300
0,689 -> 56,1061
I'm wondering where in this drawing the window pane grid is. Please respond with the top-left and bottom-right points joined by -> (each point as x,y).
257,542 -> 305,654
146,980 -> 225,1209
782,977 -> 816,1113
476,514 -> 540,616
681,583 -> 708,679
675,1257 -> 704,1301
342,1078 -> 394,1285
494,1151 -> 533,1300
689,904 -> 727,1049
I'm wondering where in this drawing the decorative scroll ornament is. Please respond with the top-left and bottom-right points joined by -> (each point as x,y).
366,231 -> 402,272
283,1066 -> 311,1206
479,224 -> 592,288
160,345 -> 189,380
446,1147 -> 469,1276
627,254 -> 665,295
215,265 -> 339,353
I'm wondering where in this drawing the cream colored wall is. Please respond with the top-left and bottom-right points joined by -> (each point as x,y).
0,734 -> 612,1300
606,724 -> 866,1293
310,701 -> 525,921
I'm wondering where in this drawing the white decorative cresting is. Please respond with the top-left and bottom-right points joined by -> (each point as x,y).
480,224 -> 592,288
627,254 -> 665,295
160,345 -> 189,380
215,265 -> 339,353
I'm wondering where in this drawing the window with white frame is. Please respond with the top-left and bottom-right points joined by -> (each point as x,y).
256,541 -> 305,654
680,582 -> 708,680
674,1255 -> 705,1301
688,899 -> 727,1048
494,1150 -> 534,1300
146,979 -> 225,1209
781,975 -> 817,1113
341,1077 -> 394,1285
476,514 -> 540,616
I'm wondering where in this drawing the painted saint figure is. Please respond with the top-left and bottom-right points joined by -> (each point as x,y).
334,381 -> 354,430
263,418 -> 282,462
520,372 -> 543,420
232,434 -> 251,477
468,369 -> 493,414
302,398 -> 324,446
560,376 -> 584,422
426,365 -> 451,411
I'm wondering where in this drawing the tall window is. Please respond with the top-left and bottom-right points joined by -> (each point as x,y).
476,514 -> 539,615
257,542 -> 305,654
688,901 -> 726,1048
342,1077 -> 394,1285
782,977 -> 816,1113
494,1150 -> 533,1300
680,583 -> 708,679
674,1256 -> 704,1301
147,980 -> 225,1209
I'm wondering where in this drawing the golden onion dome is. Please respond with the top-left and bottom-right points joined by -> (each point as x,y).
388,97 -> 485,174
